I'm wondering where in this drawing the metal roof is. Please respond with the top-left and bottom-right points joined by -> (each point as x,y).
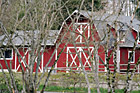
74,10 -> 140,47
78,10 -> 140,32
0,30 -> 59,47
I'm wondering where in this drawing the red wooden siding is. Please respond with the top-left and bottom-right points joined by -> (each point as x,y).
57,43 -> 67,72
108,49 -> 114,72
98,45 -> 105,72
120,47 -> 136,72
43,47 -> 55,67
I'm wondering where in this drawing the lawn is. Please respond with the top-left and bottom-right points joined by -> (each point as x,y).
38,85 -> 140,93
0,72 -> 140,92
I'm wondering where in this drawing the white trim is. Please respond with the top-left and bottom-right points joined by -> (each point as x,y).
54,10 -> 79,44
0,69 -> 9,72
0,49 -> 13,60
0,69 -> 16,72
74,23 -> 90,43
41,52 -> 44,73
16,49 -> 29,71
105,50 -> 108,72
128,51 -> 135,63
66,47 -> 94,71
54,45 -> 57,73
137,32 -> 140,43
41,47 -> 44,73
15,52 -> 17,72
66,47 -> 69,73
74,23 -> 89,25
116,48 -> 120,72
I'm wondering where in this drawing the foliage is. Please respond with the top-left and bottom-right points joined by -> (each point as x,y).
0,0 -> 103,30
0,73 -> 23,92
136,8 -> 140,20
1,0 -> 60,31
53,0 -> 103,29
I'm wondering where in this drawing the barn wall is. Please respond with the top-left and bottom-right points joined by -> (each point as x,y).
56,17 -> 106,72
0,47 -> 56,72
119,47 -> 140,72
15,48 -> 29,72
43,46 -> 55,67
98,45 -> 105,72
16,47 -> 56,72
135,48 -> 140,63
57,43 -> 67,69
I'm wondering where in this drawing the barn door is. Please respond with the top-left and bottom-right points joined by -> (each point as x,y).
15,49 -> 43,72
15,49 -> 29,72
66,47 -> 94,72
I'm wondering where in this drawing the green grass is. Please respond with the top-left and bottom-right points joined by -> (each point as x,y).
38,86 -> 140,93
38,85 -> 87,92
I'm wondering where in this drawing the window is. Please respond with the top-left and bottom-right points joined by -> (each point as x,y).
0,49 -> 13,60
128,51 -> 135,63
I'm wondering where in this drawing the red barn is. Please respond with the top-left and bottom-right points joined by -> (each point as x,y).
0,30 -> 58,72
0,10 -> 140,73
56,10 -> 140,73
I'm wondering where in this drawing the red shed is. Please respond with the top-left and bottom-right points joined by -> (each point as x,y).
0,30 -> 58,72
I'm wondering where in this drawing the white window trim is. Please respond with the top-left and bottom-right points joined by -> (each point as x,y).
128,51 -> 135,63
0,49 -> 13,60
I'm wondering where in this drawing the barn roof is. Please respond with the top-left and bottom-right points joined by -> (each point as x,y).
78,10 -> 140,32
72,10 -> 140,47
0,30 -> 59,47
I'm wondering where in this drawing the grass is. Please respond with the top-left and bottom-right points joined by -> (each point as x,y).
0,72 -> 140,92
38,85 -> 85,92
38,85 -> 140,93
